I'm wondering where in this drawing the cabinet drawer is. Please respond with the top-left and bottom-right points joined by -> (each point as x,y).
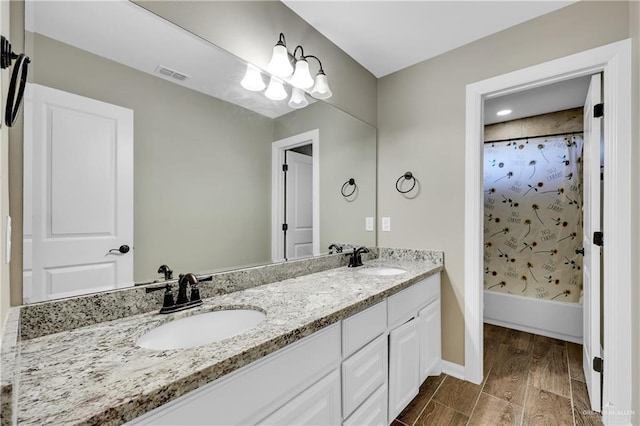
130,323 -> 341,425
387,274 -> 440,328
343,385 -> 387,426
259,369 -> 341,425
342,300 -> 386,358
342,334 -> 387,418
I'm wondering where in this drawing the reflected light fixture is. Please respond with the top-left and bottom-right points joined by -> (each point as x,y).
240,64 -> 265,91
497,109 -> 512,116
288,87 -> 309,109
265,76 -> 287,101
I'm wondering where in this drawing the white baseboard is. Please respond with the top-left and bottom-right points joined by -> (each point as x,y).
440,360 -> 465,381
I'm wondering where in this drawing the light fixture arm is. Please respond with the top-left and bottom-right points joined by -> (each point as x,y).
276,32 -> 287,47
302,55 -> 325,73
292,45 -> 305,61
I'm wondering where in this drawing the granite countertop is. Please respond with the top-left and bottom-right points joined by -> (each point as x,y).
16,257 -> 442,425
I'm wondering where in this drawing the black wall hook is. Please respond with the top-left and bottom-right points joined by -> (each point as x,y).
1,35 -> 30,128
396,171 -> 417,194
341,178 -> 357,197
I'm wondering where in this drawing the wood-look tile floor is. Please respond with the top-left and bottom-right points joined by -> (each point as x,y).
394,324 -> 603,426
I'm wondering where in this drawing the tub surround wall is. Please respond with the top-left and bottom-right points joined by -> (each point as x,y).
2,248 -> 442,425
377,0 -> 631,366
484,107 -> 583,141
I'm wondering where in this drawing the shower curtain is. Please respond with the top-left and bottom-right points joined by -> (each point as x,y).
483,134 -> 583,303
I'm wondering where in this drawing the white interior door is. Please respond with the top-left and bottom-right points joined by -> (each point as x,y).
581,74 -> 602,412
23,83 -> 134,303
285,150 -> 313,260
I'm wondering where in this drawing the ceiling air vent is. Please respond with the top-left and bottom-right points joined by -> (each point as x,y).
155,65 -> 190,81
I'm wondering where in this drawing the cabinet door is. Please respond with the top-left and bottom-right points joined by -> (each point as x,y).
388,318 -> 420,422
419,299 -> 441,382
259,369 -> 341,425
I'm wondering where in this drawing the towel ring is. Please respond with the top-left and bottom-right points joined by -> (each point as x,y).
395,171 -> 416,194
341,178 -> 357,197
1,36 -> 30,128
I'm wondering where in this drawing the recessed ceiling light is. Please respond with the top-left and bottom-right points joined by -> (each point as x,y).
496,109 -> 512,116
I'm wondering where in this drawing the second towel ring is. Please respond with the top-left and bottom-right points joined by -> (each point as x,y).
396,172 -> 417,194
341,178 -> 357,197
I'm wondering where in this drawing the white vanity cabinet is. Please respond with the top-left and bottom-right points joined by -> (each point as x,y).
129,272 -> 441,426
387,273 -> 441,423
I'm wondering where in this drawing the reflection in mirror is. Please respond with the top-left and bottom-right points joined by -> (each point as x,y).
21,1 -> 376,303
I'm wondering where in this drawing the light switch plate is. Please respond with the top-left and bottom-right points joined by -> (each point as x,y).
365,217 -> 374,231
381,217 -> 391,232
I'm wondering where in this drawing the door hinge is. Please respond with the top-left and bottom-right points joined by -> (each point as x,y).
593,356 -> 604,373
593,231 -> 604,247
282,164 -> 288,172
282,223 -> 288,232
594,103 -> 604,118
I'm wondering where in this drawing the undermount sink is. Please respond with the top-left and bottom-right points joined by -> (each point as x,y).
137,309 -> 266,350
358,267 -> 407,276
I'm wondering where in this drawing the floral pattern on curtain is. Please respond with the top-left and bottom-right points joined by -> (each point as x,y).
483,134 -> 583,303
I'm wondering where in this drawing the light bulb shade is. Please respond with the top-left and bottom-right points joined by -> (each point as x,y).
240,64 -> 265,91
290,59 -> 314,89
288,87 -> 309,109
265,77 -> 287,101
267,44 -> 293,77
311,72 -> 332,99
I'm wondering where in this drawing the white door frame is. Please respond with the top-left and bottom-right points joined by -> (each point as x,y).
464,39 -> 631,424
271,129 -> 320,262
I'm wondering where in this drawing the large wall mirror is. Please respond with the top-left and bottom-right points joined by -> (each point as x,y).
21,1 -> 376,303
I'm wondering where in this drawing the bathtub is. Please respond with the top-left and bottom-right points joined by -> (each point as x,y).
484,290 -> 583,344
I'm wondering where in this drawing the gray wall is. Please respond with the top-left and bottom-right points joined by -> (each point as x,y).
135,1 -> 377,127
29,34 -> 274,283
273,102 -> 376,251
377,1 -> 631,365
629,1 -> 640,423
0,0 -> 10,325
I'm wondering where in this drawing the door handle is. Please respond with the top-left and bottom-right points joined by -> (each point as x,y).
575,248 -> 585,256
108,245 -> 130,254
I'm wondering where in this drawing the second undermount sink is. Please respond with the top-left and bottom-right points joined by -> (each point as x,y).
137,309 -> 266,350
358,267 -> 407,276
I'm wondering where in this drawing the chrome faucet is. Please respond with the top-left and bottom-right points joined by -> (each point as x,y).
346,246 -> 369,267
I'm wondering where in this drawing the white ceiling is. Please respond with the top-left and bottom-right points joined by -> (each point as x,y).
282,1 -> 577,78
484,75 -> 592,125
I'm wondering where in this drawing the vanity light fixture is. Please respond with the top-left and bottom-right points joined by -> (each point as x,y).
496,109 -> 512,116
265,32 -> 333,105
267,33 -> 294,77
240,64 -> 266,91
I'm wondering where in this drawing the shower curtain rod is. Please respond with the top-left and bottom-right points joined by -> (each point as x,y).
484,130 -> 583,144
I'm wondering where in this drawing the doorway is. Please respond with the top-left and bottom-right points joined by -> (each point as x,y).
464,40 -> 632,424
271,129 -> 320,262
481,73 -> 603,413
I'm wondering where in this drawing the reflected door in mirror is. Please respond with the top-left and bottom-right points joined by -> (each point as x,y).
285,150 -> 313,260
23,84 -> 134,303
